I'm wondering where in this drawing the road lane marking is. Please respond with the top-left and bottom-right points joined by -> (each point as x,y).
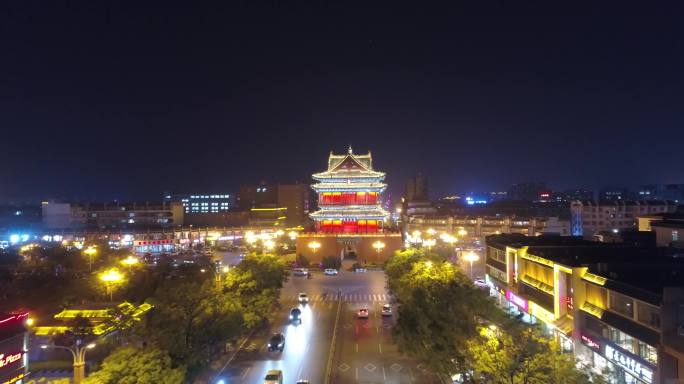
383,366 -> 387,381
356,367 -> 359,381
241,367 -> 250,380
355,343 -> 358,353
379,343 -> 383,354
390,363 -> 402,372
408,366 -> 415,381
338,363 -> 351,372
376,326 -> 379,334
324,297 -> 343,384
364,363 -> 377,372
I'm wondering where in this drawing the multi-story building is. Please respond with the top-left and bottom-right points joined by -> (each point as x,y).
637,213 -> 684,249
554,189 -> 595,203
508,182 -> 548,202
571,200 -> 677,238
485,234 -> 684,384
405,173 -> 429,202
599,187 -> 631,201
171,194 -> 234,214
42,201 -> 184,229
405,214 -> 571,239
297,147 -> 401,262
0,312 -> 29,384
237,183 -> 312,228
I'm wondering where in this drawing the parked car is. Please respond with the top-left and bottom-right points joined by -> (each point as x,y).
293,268 -> 309,276
324,268 -> 338,275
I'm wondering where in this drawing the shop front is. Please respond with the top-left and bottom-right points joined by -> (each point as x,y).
579,332 -> 655,384
0,313 -> 29,384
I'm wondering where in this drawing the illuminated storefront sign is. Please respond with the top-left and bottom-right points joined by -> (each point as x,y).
528,301 -> 554,323
0,352 -> 23,369
604,344 -> 654,384
581,334 -> 600,351
505,290 -> 528,311
3,372 -> 26,384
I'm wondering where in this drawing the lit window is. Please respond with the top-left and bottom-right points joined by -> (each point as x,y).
673,231 -> 679,242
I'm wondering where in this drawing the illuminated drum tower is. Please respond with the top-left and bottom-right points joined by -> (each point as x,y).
297,146 -> 401,263
310,146 -> 390,233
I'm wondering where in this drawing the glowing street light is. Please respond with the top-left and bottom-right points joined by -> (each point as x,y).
457,228 -> 468,237
83,246 -> 97,271
275,230 -> 285,237
263,239 -> 275,253
372,240 -> 385,255
288,231 -> 298,240
308,241 -> 321,255
427,228 -> 436,236
99,268 -> 123,302
120,255 -> 139,272
463,251 -> 480,280
423,238 -> 436,252
41,342 -> 96,384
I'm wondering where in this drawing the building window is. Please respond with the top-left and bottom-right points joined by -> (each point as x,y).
673,230 -> 680,242
636,340 -> 658,365
609,292 -> 634,318
608,327 -> 635,353
637,302 -> 660,329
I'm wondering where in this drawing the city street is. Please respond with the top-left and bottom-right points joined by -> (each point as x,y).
216,267 -> 441,384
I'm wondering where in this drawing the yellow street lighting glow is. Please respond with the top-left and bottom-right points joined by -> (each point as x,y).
463,251 -> 479,263
263,239 -> 275,250
121,255 -> 139,267
427,228 -> 436,235
26,317 -> 34,326
83,246 -> 97,256
222,266 -> 230,273
99,269 -> 123,283
308,241 -> 321,252
412,230 -> 421,238
423,239 -> 436,247
288,231 -> 298,240
372,241 -> 385,253
458,229 -> 468,237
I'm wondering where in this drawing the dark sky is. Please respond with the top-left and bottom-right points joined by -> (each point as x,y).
1,2 -> 683,202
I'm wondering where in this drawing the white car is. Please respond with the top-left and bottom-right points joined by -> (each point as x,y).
324,268 -> 338,275
293,268 -> 309,276
357,308 -> 369,319
381,304 -> 392,316
298,292 -> 309,303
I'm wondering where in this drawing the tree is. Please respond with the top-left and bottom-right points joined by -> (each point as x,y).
321,255 -> 341,269
144,280 -> 242,375
465,326 -> 599,384
296,254 -> 310,267
84,345 -> 185,384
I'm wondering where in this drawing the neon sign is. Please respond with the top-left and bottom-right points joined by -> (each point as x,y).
580,334 -> 600,351
0,352 -> 23,369
506,290 -> 528,311
604,344 -> 654,383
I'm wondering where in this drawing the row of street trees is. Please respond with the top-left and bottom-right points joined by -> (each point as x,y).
80,252 -> 288,382
385,249 -> 610,384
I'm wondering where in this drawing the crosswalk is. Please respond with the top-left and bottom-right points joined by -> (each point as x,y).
283,293 -> 392,303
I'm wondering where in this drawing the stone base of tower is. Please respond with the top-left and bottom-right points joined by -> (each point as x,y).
296,233 -> 403,264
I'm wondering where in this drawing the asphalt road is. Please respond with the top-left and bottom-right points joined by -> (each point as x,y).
216,267 -> 443,384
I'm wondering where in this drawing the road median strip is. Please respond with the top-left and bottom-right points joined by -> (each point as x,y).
324,296 -> 343,384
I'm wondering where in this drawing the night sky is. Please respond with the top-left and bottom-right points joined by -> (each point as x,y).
2,2 -> 683,202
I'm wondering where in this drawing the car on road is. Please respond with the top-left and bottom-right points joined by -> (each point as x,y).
381,303 -> 392,316
324,268 -> 338,275
293,268 -> 309,276
289,307 -> 302,324
267,333 -> 285,352
264,369 -> 283,384
353,268 -> 367,273
298,292 -> 309,304
357,308 -> 369,319
296,380 -> 310,384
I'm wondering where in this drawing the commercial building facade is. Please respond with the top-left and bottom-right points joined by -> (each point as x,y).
0,313 -> 29,384
485,234 -> 684,384
571,200 -> 676,238
406,214 -> 571,240
42,201 -> 184,229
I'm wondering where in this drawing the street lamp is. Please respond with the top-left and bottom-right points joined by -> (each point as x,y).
308,241 -> 321,256
41,341 -> 96,384
423,238 -> 436,252
263,239 -> 275,253
457,228 -> 468,237
427,228 -> 436,236
288,231 -> 298,241
99,268 -> 123,302
83,246 -> 97,271
372,240 -> 385,255
442,234 -> 457,261
275,230 -> 285,237
120,255 -> 139,272
463,251 -> 480,280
